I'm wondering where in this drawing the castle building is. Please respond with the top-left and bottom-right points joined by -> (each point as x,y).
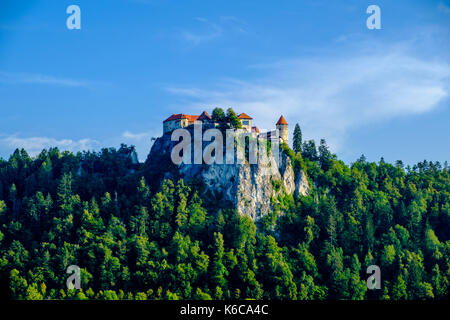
276,115 -> 289,144
252,126 -> 260,133
163,110 -> 288,145
237,113 -> 253,131
197,111 -> 214,124
163,111 -> 212,134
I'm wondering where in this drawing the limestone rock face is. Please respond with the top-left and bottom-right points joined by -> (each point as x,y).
147,133 -> 309,221
295,170 -> 309,198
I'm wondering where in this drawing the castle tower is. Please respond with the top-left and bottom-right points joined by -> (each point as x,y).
276,115 -> 288,144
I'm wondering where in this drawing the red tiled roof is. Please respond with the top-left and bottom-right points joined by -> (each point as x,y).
197,111 -> 212,120
164,114 -> 183,123
252,126 -> 260,133
238,113 -> 253,119
163,114 -> 199,123
185,115 -> 199,122
165,111 -> 255,123
276,115 -> 288,125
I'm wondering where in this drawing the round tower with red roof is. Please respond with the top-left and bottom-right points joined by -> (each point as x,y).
276,115 -> 288,144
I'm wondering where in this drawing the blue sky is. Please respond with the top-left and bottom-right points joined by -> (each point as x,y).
0,0 -> 449,164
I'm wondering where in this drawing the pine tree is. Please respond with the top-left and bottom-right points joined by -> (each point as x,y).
211,232 -> 228,289
391,275 -> 408,300
318,139 -> 332,170
302,140 -> 318,161
293,123 -> 302,154
57,173 -> 74,215
0,200 -> 6,215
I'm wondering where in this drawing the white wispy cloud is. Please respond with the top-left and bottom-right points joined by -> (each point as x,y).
0,71 -> 89,87
181,18 -> 223,45
219,16 -> 249,34
0,135 -> 100,157
0,131 -> 158,161
166,44 -> 450,153
121,130 -> 161,161
122,130 -> 158,141
179,16 -> 248,46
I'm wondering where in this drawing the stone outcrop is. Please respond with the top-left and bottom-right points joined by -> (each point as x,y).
146,132 -> 309,221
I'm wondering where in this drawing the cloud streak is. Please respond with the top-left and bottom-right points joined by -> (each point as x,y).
179,16 -> 248,46
121,130 -> 160,161
0,71 -> 89,87
123,131 -> 151,141
180,18 -> 222,45
0,130 -> 158,162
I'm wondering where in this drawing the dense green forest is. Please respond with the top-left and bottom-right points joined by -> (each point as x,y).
0,137 -> 448,300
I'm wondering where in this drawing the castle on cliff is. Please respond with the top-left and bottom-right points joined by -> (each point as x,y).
163,110 -> 289,144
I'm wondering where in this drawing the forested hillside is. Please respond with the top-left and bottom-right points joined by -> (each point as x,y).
0,141 -> 448,300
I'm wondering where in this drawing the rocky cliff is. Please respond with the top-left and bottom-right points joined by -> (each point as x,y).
146,131 -> 309,221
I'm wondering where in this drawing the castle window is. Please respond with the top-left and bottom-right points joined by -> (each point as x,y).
242,120 -> 249,125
